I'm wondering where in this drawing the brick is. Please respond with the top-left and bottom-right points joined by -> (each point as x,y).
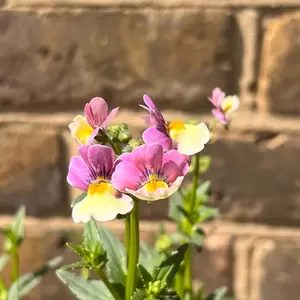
194,234 -> 233,295
236,9 -> 260,110
233,238 -> 255,300
0,9 -> 234,112
250,239 -> 300,300
203,134 -> 300,226
0,125 -> 68,217
7,0 -> 300,8
258,12 -> 300,114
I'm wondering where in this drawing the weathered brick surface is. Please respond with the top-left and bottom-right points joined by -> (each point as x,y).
250,239 -> 300,300
203,134 -> 300,226
0,125 -> 68,217
0,9 -> 234,112
258,12 -> 300,114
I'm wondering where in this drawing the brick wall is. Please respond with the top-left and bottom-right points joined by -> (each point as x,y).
0,0 -> 300,299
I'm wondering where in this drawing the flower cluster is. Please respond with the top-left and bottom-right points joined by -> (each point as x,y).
67,88 -> 239,223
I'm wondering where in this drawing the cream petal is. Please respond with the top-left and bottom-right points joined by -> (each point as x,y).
72,193 -> 134,223
126,176 -> 184,201
176,123 -> 210,156
221,95 -> 240,116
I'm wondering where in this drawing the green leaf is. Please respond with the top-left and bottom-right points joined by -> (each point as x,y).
197,206 -> 218,223
67,243 -> 86,257
132,289 -> 150,300
11,205 -> 26,242
205,287 -> 228,300
195,181 -> 211,205
71,193 -> 87,208
56,270 -> 112,300
7,256 -> 62,300
84,218 -> 101,252
98,224 -> 127,284
198,156 -> 212,174
60,262 -> 90,271
0,254 -> 9,271
153,244 -> 188,286
137,264 -> 153,287
139,241 -> 163,273
168,191 -> 184,222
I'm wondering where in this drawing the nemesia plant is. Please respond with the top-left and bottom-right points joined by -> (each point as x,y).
57,88 -> 239,300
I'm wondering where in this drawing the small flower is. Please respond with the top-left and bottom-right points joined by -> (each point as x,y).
209,88 -> 239,125
67,145 -> 133,223
140,95 -> 210,156
112,143 -> 189,201
69,97 -> 119,145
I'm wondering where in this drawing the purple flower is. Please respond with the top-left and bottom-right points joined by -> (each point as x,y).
209,88 -> 239,125
69,97 -> 119,145
67,145 -> 133,223
140,95 -> 210,156
112,143 -> 189,201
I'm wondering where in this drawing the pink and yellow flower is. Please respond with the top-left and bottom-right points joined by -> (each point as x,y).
140,95 -> 210,156
209,88 -> 239,125
69,97 -> 119,145
112,143 -> 189,201
67,145 -> 133,223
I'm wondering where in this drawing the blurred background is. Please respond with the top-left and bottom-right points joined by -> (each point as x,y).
1,0 -> 300,299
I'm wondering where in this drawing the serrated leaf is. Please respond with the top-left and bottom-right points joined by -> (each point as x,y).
11,206 -> 25,242
196,181 -> 211,204
197,206 -> 218,223
57,270 -> 112,300
7,256 -> 62,300
98,224 -> 126,284
0,254 -> 10,271
84,218 -> 101,252
168,191 -> 184,222
198,156 -> 212,174
205,287 -> 228,300
153,244 -> 188,286
132,289 -> 150,300
139,241 -> 163,273
60,262 -> 90,271
137,264 -> 153,287
71,193 -> 87,208
67,243 -> 86,257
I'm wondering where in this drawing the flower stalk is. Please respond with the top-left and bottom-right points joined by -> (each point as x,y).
126,197 -> 140,300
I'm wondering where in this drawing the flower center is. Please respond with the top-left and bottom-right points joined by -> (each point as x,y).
168,120 -> 185,140
221,97 -> 235,114
144,174 -> 168,193
88,182 -> 113,196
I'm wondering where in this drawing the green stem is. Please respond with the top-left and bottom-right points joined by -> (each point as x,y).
104,132 -> 122,156
126,198 -> 140,300
125,216 -> 131,264
175,266 -> 184,299
11,250 -> 19,282
183,153 -> 200,297
96,268 -> 122,300
81,268 -> 89,279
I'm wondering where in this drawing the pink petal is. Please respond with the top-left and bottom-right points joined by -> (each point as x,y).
142,127 -> 172,152
112,161 -> 143,192
143,94 -> 156,110
101,107 -> 119,129
210,88 -> 225,107
88,145 -> 114,178
88,127 -> 100,145
128,144 -> 164,172
85,97 -> 108,128
67,156 -> 90,191
163,150 -> 189,176
212,108 -> 228,125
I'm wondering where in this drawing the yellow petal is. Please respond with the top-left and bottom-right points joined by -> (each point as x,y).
69,115 -> 94,145
126,176 -> 184,201
221,96 -> 240,115
177,123 -> 210,156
